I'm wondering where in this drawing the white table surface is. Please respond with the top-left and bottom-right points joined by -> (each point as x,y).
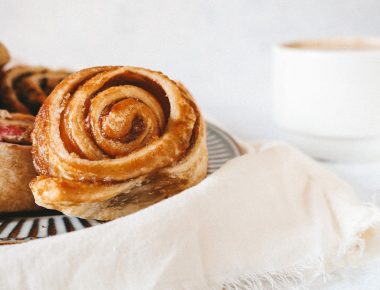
1,0 -> 380,288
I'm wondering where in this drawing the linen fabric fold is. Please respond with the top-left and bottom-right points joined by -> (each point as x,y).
0,142 -> 378,290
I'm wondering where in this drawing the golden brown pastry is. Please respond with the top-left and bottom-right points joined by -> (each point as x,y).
0,42 -> 9,70
30,66 -> 208,220
0,110 -> 39,212
0,66 -> 69,115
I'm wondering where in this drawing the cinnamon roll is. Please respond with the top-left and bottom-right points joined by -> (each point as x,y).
0,110 -> 39,212
0,66 -> 69,115
31,66 -> 208,220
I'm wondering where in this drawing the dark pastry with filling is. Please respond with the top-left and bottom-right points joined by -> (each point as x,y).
0,110 -> 39,212
0,66 -> 69,115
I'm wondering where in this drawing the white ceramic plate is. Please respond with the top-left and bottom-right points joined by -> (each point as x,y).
0,122 -> 241,244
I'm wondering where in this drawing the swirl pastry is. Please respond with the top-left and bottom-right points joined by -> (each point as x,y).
0,66 -> 69,115
31,66 -> 208,220
0,110 -> 39,212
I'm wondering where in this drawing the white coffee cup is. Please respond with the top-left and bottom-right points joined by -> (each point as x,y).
273,37 -> 380,162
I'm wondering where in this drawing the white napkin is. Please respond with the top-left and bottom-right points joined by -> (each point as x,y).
0,142 -> 378,290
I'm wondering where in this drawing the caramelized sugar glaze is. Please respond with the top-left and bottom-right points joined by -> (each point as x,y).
31,66 -> 208,220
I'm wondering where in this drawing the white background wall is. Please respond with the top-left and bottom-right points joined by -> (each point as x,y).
1,0 -> 380,139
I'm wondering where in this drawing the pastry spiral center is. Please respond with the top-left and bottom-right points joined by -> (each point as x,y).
101,99 -> 155,141
63,84 -> 165,159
